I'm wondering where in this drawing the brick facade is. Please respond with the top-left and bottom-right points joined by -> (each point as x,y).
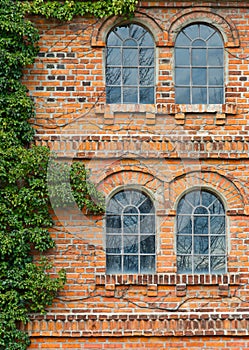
24,1 -> 249,348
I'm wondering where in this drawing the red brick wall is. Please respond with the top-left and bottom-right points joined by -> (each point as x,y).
23,1 -> 249,348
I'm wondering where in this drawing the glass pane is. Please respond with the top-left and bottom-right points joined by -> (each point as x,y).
106,48 -> 121,66
124,206 -> 138,214
209,199 -> 225,215
177,198 -> 193,215
194,215 -> 208,234
210,236 -> 226,254
194,236 -> 209,254
192,48 -> 207,66
200,24 -> 215,40
193,39 -> 206,47
201,191 -> 216,208
123,87 -> 138,103
139,68 -> 154,85
130,24 -> 146,42
130,190 -> 146,207
106,87 -> 121,103
184,25 -> 199,40
123,255 -> 138,273
106,67 -> 121,85
123,214 -> 138,233
140,235 -> 155,253
185,190 -> 201,207
140,215 -> 155,233
139,48 -> 154,66
177,215 -> 192,234
209,87 -> 223,104
175,48 -> 190,66
194,206 -> 208,215
208,49 -> 223,66
124,235 -> 138,253
192,68 -> 207,85
123,48 -> 138,65
138,32 -> 154,46
211,256 -> 226,273
175,68 -> 190,85
177,255 -> 192,273
140,87 -> 154,103
123,68 -> 138,85
208,68 -> 223,85
124,39 -> 137,47
194,255 -> 209,273
140,255 -> 155,273
115,25 -> 129,40
208,32 -> 223,47
177,235 -> 192,254
115,191 -> 131,206
192,87 -> 207,104
107,31 -> 122,46
176,32 -> 191,46
139,197 -> 154,214
106,198 -> 123,214
210,216 -> 225,235
106,215 -> 121,233
106,235 -> 121,253
106,255 -> 121,273
175,87 -> 190,104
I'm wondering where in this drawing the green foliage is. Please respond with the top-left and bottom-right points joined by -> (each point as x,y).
0,0 -> 108,349
0,0 -> 39,145
22,0 -> 138,21
48,160 -> 105,214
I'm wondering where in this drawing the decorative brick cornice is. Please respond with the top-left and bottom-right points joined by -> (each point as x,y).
34,134 -> 249,159
25,312 -> 249,337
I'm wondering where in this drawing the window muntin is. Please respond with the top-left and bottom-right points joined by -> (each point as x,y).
176,189 -> 226,274
175,23 -> 224,104
106,189 -> 156,274
106,24 -> 155,104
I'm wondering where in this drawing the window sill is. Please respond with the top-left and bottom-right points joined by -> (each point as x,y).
165,103 -> 237,126
96,273 -> 240,286
95,103 -> 237,126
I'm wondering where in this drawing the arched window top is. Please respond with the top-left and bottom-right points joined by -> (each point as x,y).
106,189 -> 156,274
175,23 -> 224,105
107,24 -> 154,47
176,189 -> 226,274
176,23 -> 224,47
106,24 -> 155,104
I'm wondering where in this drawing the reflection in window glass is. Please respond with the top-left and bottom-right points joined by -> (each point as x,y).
106,24 -> 155,104
106,189 -> 156,274
176,189 -> 226,274
175,23 -> 224,104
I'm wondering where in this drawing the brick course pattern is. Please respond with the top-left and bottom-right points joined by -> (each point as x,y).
23,1 -> 249,348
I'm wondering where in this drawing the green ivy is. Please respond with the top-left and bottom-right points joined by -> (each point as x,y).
22,0 -> 138,21
0,0 -> 134,348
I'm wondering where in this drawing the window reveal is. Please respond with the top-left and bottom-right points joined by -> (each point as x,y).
106,189 -> 156,274
175,23 -> 224,104
106,24 -> 155,104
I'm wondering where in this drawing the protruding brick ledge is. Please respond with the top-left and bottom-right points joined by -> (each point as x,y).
25,313 -> 249,337
95,273 -> 240,286
34,134 -> 249,159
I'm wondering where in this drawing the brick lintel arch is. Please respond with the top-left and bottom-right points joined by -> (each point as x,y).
91,12 -> 165,47
96,166 -> 165,211
169,170 -> 245,213
168,7 -> 240,48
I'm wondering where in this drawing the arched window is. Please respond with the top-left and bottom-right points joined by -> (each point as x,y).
175,23 -> 224,104
176,189 -> 226,274
106,24 -> 155,104
106,189 -> 156,273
